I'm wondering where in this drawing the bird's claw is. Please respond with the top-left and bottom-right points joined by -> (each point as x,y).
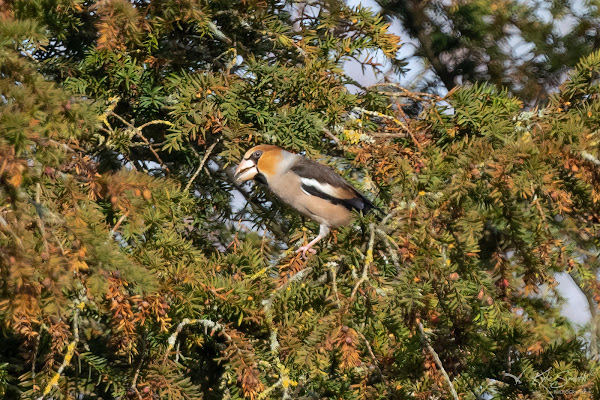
296,246 -> 317,259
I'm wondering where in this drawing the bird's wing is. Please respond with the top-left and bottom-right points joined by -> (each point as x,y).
290,158 -> 376,213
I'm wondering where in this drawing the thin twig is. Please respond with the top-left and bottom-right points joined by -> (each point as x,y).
257,378 -> 284,400
568,272 -> 599,359
354,105 -> 425,151
138,119 -> 173,131
348,223 -> 376,305
109,211 -> 129,236
175,341 -> 181,363
260,268 -> 310,396
37,306 -> 81,400
574,246 -> 600,259
207,21 -> 233,45
323,127 -> 342,145
163,318 -> 230,362
377,230 -> 400,270
417,321 -> 459,400
51,232 -> 66,256
262,267 -> 313,319
184,141 -> 219,193
131,330 -> 147,400
379,209 -> 402,228
164,318 -> 258,387
328,262 -> 341,308
369,83 -> 444,101
107,111 -> 170,172
392,98 -> 424,152
131,387 -> 143,400
35,183 -> 49,255
368,131 -> 410,138
32,137 -> 77,154
357,330 -> 384,381
0,212 -> 24,249
353,107 -> 407,128
31,334 -> 40,388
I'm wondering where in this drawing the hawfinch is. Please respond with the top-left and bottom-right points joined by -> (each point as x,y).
234,145 -> 377,257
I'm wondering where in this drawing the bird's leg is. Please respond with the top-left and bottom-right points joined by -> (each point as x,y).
296,235 -> 322,258
296,225 -> 330,258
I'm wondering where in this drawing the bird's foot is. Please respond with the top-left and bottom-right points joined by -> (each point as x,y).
296,245 -> 317,259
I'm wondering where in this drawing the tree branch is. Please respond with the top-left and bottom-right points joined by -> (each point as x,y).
0,211 -> 24,249
384,0 -> 456,90
357,330 -> 384,381
417,321 -> 459,400
163,318 -> 230,362
184,141 -> 219,194
347,223 -> 375,306
262,267 -> 314,319
260,266 -> 311,399
109,210 -> 129,236
328,261 -> 341,308
37,304 -> 82,400
130,330 -> 147,400
370,83 -> 445,101
568,271 -> 599,359
107,111 -> 171,173
34,183 -> 49,255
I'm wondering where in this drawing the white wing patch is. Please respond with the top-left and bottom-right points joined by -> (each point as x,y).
300,177 -> 339,197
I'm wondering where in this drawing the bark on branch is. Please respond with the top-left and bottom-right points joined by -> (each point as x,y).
417,321 -> 459,400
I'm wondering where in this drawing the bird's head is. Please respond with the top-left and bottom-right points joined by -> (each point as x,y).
234,145 -> 284,182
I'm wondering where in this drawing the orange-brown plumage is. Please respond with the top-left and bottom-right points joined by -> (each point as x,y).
254,145 -> 283,178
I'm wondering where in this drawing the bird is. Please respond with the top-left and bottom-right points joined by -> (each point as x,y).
234,145 -> 378,257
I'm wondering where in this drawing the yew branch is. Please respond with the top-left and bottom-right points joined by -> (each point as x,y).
37,305 -> 82,400
417,321 -> 459,400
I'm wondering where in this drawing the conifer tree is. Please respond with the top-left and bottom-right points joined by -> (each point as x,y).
377,0 -> 600,102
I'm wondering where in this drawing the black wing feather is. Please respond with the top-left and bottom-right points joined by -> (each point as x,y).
292,158 -> 379,214
291,158 -> 354,189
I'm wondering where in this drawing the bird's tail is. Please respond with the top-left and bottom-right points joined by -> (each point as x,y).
358,194 -> 384,220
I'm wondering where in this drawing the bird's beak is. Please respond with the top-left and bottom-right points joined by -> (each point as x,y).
234,159 -> 258,182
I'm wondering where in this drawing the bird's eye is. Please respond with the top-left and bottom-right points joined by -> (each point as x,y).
252,150 -> 263,159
